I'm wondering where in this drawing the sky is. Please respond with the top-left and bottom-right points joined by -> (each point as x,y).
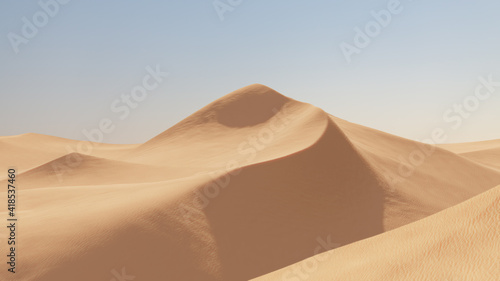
1,0 -> 500,144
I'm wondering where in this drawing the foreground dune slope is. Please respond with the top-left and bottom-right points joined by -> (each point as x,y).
1,175 -> 225,281
0,84 -> 499,281
252,185 -> 500,281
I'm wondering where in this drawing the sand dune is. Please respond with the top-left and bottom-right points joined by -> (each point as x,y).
252,185 -> 500,281
0,133 -> 136,172
127,84 -> 329,169
439,140 -> 500,171
331,115 -> 500,230
0,84 -> 498,281
0,153 -> 182,189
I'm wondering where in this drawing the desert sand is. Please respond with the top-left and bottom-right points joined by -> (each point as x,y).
0,84 -> 498,281
253,184 -> 500,281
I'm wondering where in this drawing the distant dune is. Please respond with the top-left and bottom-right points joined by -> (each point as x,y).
1,84 -> 498,281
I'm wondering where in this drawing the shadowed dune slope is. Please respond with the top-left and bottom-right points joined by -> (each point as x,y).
252,185 -> 500,281
197,117 -> 387,280
331,116 -> 500,229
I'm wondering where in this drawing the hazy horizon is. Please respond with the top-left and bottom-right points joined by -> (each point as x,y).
2,0 -> 500,144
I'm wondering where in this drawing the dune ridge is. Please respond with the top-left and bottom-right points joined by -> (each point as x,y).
0,153 -> 182,189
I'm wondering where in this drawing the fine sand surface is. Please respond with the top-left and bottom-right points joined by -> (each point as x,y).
0,84 -> 498,281
252,185 -> 500,281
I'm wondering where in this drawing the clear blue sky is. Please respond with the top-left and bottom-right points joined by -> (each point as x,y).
1,0 -> 500,144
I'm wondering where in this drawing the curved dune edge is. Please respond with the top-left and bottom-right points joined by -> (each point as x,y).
0,133 -> 138,173
0,84 -> 499,281
126,84 -> 333,169
439,141 -> 500,171
1,153 -> 185,189
251,185 -> 500,281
